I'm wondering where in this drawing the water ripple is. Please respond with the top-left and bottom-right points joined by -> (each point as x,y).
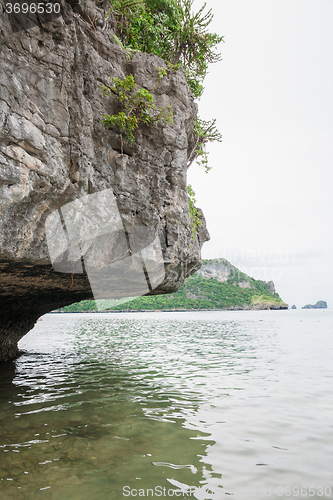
0,310 -> 331,499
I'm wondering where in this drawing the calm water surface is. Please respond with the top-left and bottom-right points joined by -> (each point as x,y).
0,310 -> 332,499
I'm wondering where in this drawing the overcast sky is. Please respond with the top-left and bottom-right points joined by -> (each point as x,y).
188,0 -> 333,308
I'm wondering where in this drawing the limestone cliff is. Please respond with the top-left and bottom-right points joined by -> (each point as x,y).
0,0 -> 209,360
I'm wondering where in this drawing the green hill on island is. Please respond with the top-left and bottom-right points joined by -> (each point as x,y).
57,259 -> 288,312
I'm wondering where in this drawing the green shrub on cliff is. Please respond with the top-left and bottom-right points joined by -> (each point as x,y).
187,117 -> 222,171
101,74 -> 173,143
187,184 -> 202,239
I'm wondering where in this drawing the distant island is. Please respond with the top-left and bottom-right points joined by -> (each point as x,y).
302,300 -> 327,309
56,258 -> 288,313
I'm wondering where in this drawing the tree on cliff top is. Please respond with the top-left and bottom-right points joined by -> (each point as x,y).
109,0 -> 223,99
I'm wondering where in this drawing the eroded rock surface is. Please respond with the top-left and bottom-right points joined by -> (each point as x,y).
0,0 -> 209,360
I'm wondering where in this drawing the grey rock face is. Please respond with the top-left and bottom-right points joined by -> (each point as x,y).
197,258 -> 249,284
0,0 -> 209,360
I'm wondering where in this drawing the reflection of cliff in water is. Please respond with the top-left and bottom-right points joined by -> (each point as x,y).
1,318 -> 216,498
0,358 -> 16,386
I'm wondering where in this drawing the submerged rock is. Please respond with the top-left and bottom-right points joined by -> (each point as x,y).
0,0 -> 209,360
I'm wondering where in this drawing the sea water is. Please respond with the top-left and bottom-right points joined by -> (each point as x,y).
0,310 -> 332,499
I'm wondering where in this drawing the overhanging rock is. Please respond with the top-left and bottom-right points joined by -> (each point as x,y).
0,0 -> 209,360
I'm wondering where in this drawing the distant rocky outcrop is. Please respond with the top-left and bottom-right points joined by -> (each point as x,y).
302,301 -> 327,309
196,258 -> 238,282
197,258 -> 276,293
291,305 -> 297,309
0,0 -> 209,360
195,259 -> 287,310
